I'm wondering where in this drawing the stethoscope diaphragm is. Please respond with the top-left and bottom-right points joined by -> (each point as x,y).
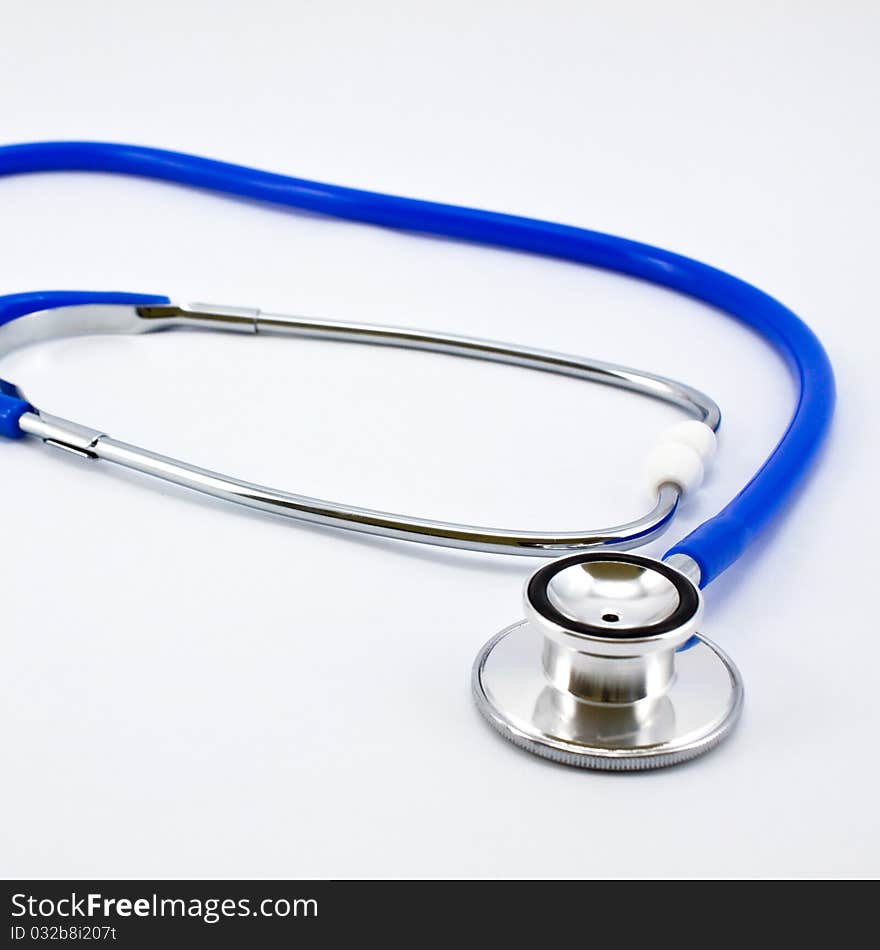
472,552 -> 743,770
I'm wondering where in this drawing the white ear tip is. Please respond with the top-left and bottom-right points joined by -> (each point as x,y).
646,443 -> 705,495
659,420 -> 717,464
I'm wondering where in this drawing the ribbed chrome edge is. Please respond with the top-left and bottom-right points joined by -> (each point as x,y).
472,627 -> 744,771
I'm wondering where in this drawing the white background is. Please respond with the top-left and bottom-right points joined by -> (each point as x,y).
1,1 -> 877,880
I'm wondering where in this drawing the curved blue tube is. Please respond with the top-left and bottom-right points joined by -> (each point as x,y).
0,378 -> 33,439
0,140 -> 834,584
0,290 -> 170,327
0,291 -> 170,438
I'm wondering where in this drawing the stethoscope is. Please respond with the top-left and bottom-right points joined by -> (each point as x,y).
0,141 -> 835,770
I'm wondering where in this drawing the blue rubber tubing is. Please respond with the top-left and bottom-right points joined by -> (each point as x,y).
0,140 -> 835,585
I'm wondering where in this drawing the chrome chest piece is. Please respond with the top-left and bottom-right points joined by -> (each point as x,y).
473,552 -> 743,770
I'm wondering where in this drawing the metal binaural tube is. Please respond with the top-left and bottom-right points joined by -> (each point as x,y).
3,301 -> 721,556
17,410 -> 683,555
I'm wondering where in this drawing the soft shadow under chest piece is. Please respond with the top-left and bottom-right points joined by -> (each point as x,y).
472,552 -> 744,770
